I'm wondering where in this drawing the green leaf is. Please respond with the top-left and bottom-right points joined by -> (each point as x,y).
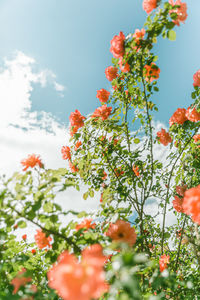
17,221 -> 27,228
167,30 -> 176,41
89,189 -> 94,198
83,192 -> 88,200
134,138 -> 140,144
43,202 -> 53,213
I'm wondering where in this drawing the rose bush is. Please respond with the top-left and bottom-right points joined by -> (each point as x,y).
1,0 -> 200,299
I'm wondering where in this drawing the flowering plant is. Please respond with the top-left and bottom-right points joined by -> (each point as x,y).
1,0 -> 200,299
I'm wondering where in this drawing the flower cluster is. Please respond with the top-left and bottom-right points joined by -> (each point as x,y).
157,128 -> 172,146
169,108 -> 187,126
169,0 -> 188,26
92,105 -> 112,121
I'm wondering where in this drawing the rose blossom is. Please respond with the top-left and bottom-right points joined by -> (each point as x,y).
159,254 -> 170,272
70,125 -> 78,137
193,134 -> 200,143
110,31 -> 125,58
92,105 -> 112,121
172,196 -> 183,213
193,69 -> 200,87
105,66 -> 118,81
69,109 -> 85,129
144,63 -> 160,82
11,268 -> 32,294
119,57 -> 130,73
182,185 -> 200,225
106,219 -> 137,246
133,28 -> 146,51
186,106 -> 200,122
34,229 -> 52,249
76,218 -> 96,231
132,165 -> 140,177
157,128 -> 172,146
169,0 -> 188,26
96,89 -> 110,103
75,141 -> 82,151
61,146 -> 71,160
47,244 -> 108,300
21,154 -> 43,171
69,161 -> 79,173
143,0 -> 158,14
169,108 -> 187,126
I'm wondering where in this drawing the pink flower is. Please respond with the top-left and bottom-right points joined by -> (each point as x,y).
186,107 -> 200,122
182,185 -> 200,225
169,108 -> 187,126
193,70 -> 200,87
144,63 -> 160,82
92,105 -> 112,121
169,0 -> 188,26
105,66 -> 118,81
159,255 -> 170,272
157,128 -> 172,146
110,31 -> 125,58
69,110 -> 85,129
143,0 -> 158,14
96,89 -> 110,103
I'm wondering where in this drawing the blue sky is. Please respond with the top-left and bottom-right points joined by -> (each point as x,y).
0,0 -> 199,126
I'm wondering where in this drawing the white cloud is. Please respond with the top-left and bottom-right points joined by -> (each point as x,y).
0,51 -> 99,221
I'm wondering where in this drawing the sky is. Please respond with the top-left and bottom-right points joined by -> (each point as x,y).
0,0 -> 200,222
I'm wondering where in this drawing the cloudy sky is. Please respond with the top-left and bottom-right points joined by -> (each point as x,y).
0,0 -> 200,219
